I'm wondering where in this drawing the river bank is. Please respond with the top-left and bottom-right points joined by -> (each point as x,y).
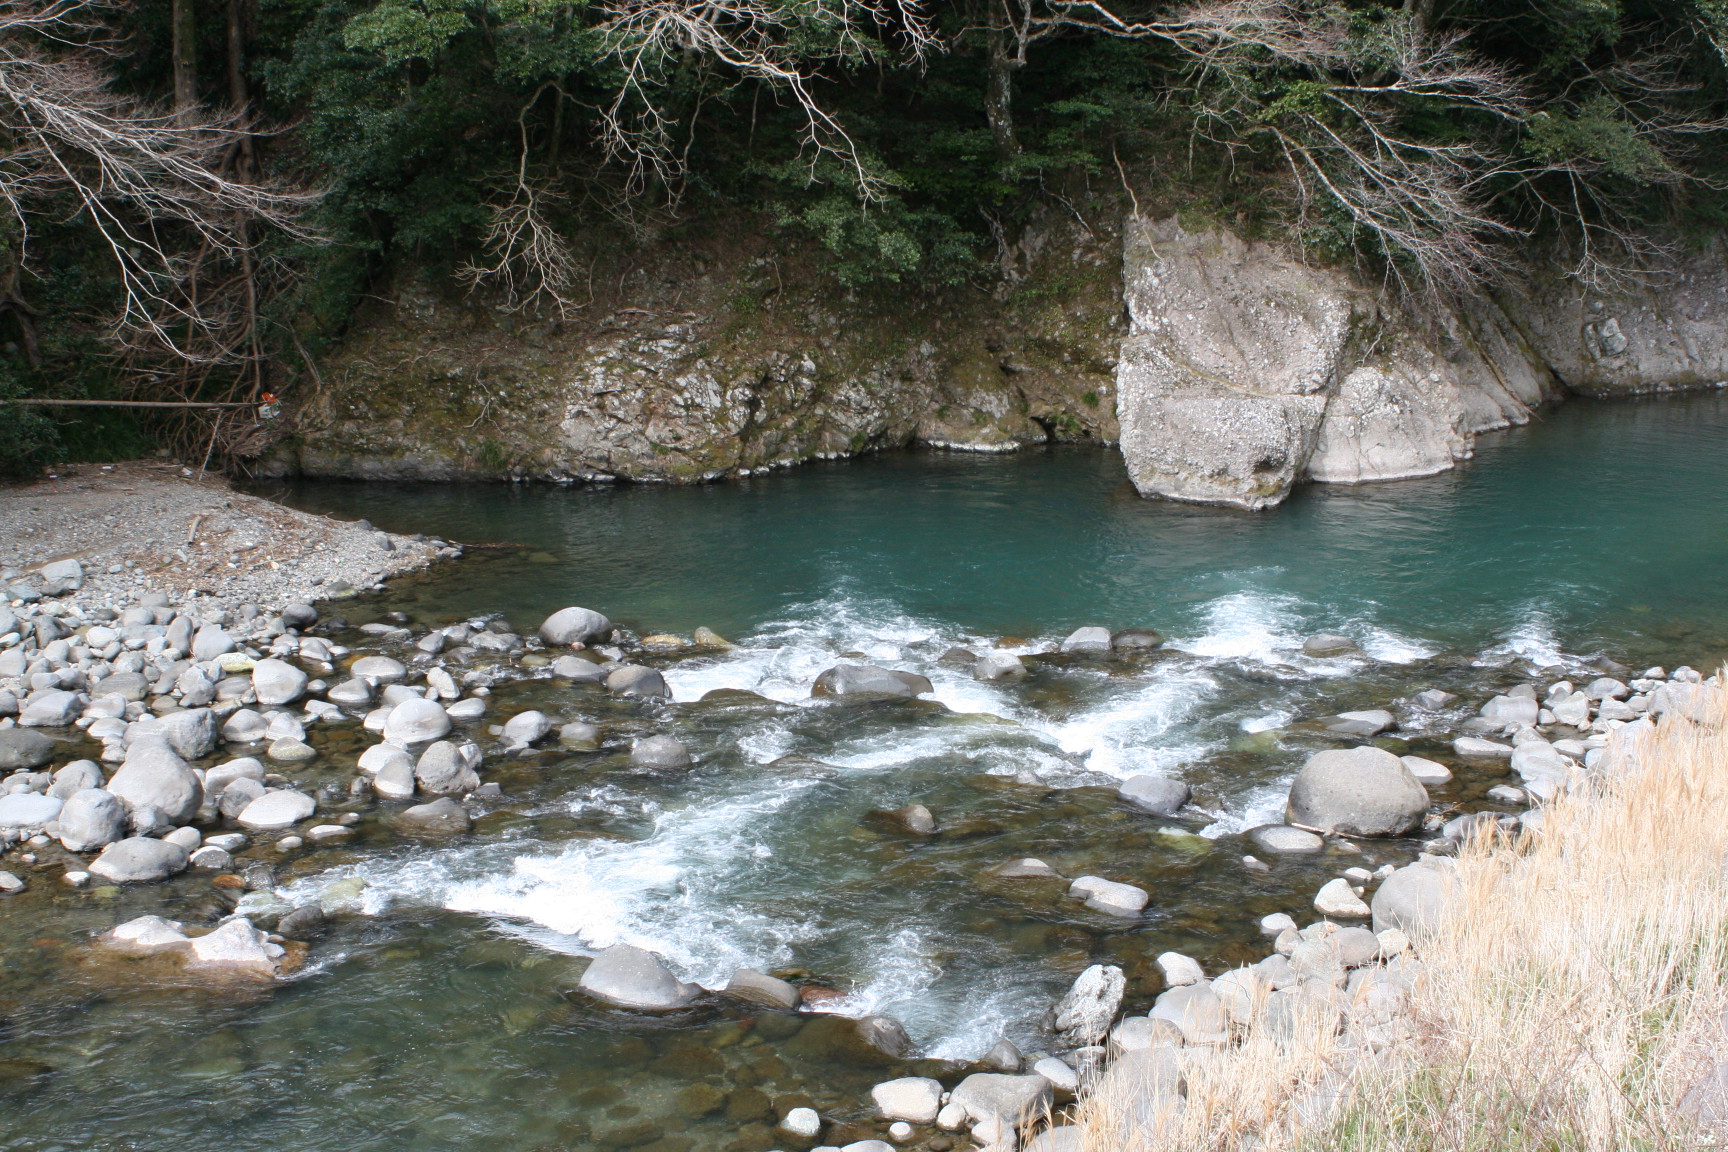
0,461 -> 453,614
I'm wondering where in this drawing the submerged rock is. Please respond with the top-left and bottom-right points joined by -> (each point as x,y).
398,797 -> 471,833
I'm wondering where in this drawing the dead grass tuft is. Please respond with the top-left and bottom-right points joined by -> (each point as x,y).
1079,673 -> 1728,1152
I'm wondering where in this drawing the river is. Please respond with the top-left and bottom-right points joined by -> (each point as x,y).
3,393 -> 1726,1150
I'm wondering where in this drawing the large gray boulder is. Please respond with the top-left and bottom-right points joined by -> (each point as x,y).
57,788 -> 127,852
0,729 -> 54,771
812,664 -> 930,699
578,943 -> 700,1010
1052,963 -> 1126,1046
382,698 -> 451,745
127,708 -> 219,759
1286,746 -> 1428,837
19,689 -> 80,727
1114,217 -> 1532,509
236,789 -> 316,830
1117,775 -> 1190,815
0,792 -> 61,828
251,658 -> 308,706
1371,857 -> 1459,942
606,665 -> 669,698
539,607 -> 613,647
89,836 -> 190,883
415,741 -> 481,795
1115,218 -> 1350,509
105,739 -> 203,825
630,736 -> 692,768
950,1073 -> 1053,1126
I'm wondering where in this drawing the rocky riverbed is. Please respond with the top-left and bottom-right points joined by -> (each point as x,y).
0,511 -> 1720,1151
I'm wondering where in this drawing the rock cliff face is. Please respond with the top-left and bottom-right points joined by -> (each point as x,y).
268,209 -> 1123,484
271,206 -> 1727,507
1114,216 -> 1728,508
1114,217 -> 1552,509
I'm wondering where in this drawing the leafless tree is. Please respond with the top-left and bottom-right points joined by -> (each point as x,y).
590,0 -> 939,201
0,0 -> 317,360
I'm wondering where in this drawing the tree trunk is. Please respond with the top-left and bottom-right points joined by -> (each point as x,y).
172,0 -> 197,121
225,0 -> 255,176
985,25 -> 1019,166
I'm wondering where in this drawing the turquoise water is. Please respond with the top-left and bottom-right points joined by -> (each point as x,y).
3,394 -> 1727,1151
263,393 -> 1728,666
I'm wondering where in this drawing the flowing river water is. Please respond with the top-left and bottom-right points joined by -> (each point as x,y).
3,393 -> 1728,1150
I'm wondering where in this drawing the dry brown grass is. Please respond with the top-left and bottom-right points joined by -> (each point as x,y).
1078,673 -> 1728,1152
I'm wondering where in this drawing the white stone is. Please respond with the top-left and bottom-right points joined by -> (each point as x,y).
251,658 -> 308,706
236,789 -> 316,830
1032,1057 -> 1078,1093
1067,875 -> 1148,917
1155,951 -> 1204,986
780,1108 -> 821,1139
1400,755 -> 1452,784
871,1077 -> 943,1124
382,698 -> 451,745
1315,878 -> 1371,918
102,914 -> 189,952
186,917 -> 284,975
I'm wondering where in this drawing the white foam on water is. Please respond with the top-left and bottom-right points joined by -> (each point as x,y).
1174,591 -> 1308,663
1035,672 -> 1217,782
293,586 -> 1460,1060
1359,625 -> 1435,664
1240,709 -> 1294,733
812,927 -> 1051,1059
1485,612 -> 1578,670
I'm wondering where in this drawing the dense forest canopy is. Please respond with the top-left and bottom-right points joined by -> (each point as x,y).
1,0 -> 1727,472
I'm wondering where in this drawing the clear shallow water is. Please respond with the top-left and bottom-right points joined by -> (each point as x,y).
4,394 -> 1728,1151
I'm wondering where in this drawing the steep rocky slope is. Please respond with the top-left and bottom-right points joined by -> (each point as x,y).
266,206 -> 1728,509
